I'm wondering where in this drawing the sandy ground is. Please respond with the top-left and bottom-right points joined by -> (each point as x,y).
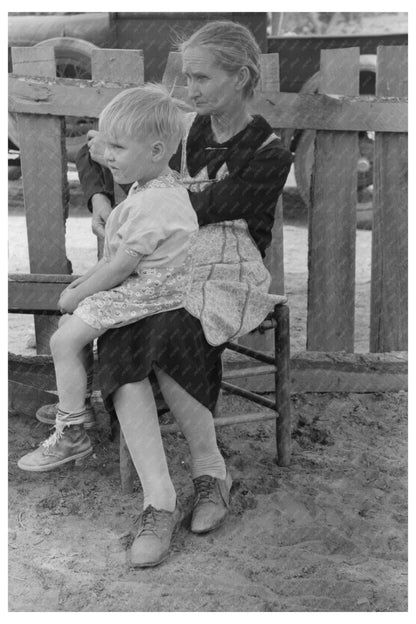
7,176 -> 407,613
8,12 -> 408,612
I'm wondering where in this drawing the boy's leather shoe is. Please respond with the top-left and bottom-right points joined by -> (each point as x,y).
17,425 -> 92,472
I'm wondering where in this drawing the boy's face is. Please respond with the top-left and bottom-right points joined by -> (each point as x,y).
103,132 -> 157,185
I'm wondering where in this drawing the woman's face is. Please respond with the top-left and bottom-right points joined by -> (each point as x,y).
182,46 -> 243,116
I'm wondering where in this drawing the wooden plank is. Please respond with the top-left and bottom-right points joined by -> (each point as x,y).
222,350 -> 408,394
91,48 -> 145,211
9,281 -> 67,313
90,49 -> 145,491
8,350 -> 407,405
8,352 -> 56,391
160,412 -> 278,433
91,48 -> 144,84
9,379 -> 57,418
8,274 -> 77,313
307,48 -> 359,352
162,51 -> 186,90
370,46 -> 408,352
240,54 -> 283,352
261,54 -> 285,296
11,46 -> 71,354
274,304 -> 291,466
9,74 -> 408,133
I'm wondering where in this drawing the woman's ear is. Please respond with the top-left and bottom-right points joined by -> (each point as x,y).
235,66 -> 250,92
151,140 -> 166,162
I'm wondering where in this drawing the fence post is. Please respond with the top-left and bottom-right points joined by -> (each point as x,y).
370,46 -> 408,352
90,48 -> 145,258
11,46 -> 71,354
306,47 -> 360,352
240,53 -> 284,353
91,48 -> 145,494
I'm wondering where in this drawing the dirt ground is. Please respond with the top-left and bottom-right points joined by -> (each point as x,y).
8,11 -> 408,613
8,178 -> 408,613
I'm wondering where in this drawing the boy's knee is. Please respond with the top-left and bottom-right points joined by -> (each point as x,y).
50,325 -> 69,355
58,313 -> 71,327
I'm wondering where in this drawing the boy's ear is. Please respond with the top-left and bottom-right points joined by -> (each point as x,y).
151,140 -> 166,161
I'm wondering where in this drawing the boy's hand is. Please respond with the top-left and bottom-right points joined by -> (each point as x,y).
58,289 -> 82,314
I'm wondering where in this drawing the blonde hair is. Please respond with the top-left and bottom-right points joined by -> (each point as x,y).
99,83 -> 187,150
179,20 -> 261,99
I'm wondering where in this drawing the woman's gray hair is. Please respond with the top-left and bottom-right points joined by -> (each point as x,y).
179,20 -> 261,99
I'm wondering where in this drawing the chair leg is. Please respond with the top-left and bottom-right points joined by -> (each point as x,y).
274,304 -> 291,466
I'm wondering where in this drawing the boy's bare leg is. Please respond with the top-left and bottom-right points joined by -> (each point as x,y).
50,315 -> 104,414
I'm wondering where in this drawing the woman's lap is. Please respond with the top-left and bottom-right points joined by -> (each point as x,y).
97,309 -> 225,416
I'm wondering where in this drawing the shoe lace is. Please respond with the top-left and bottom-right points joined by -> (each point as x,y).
193,475 -> 217,506
41,422 -> 66,452
138,506 -> 165,537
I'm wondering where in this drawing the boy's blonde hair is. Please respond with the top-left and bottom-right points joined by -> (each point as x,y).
99,83 -> 187,150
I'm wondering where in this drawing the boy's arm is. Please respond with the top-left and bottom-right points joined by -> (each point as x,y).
58,249 -> 141,314
65,258 -> 108,290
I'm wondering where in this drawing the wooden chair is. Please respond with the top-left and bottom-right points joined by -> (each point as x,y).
116,302 -> 291,493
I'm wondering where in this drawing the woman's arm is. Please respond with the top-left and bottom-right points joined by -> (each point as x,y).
188,143 -> 292,257
58,249 -> 141,314
75,143 -> 116,211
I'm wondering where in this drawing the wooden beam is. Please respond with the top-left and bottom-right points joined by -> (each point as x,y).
11,46 -> 71,354
9,74 -> 408,133
8,274 -> 77,314
9,379 -> 58,418
8,350 -> 407,403
91,48 -> 144,84
307,48 -> 359,352
370,46 -> 408,352
239,54 -> 283,353
222,350 -> 408,394
89,47 -> 146,494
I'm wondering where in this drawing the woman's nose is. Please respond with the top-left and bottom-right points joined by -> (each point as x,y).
187,79 -> 200,99
104,146 -> 113,161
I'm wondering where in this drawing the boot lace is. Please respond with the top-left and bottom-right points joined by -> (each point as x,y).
41,422 -> 66,452
193,475 -> 217,506
138,506 -> 166,537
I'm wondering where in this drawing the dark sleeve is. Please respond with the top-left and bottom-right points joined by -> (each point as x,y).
188,142 -> 292,257
75,145 -> 131,212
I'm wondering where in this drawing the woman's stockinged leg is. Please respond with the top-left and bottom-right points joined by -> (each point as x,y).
153,366 -> 226,480
50,315 -> 103,413
113,380 -> 176,512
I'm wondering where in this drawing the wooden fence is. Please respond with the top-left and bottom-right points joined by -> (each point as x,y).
9,45 -> 408,369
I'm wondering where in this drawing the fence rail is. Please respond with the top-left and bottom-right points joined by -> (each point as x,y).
8,44 -> 408,355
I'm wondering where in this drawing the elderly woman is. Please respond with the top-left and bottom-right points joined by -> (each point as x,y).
23,20 -> 292,568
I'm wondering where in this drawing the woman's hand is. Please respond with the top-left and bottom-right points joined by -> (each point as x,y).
58,289 -> 82,315
87,130 -> 108,167
91,194 -> 112,240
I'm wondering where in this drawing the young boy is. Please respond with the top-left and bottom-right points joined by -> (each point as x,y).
18,84 -> 198,472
